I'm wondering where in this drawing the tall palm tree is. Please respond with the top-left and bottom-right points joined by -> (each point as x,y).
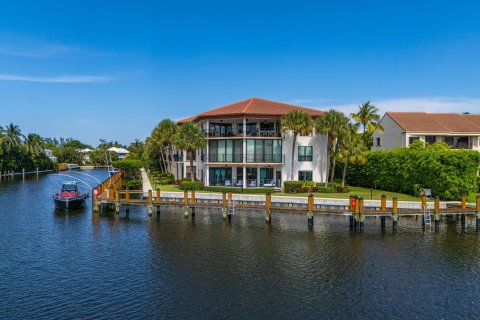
3,123 -> 24,152
24,133 -> 45,157
350,101 -> 384,134
315,110 -> 349,187
281,110 -> 313,181
173,122 -> 206,181
337,124 -> 367,188
152,119 -> 178,174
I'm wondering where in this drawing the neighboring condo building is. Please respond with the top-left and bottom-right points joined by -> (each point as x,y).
176,98 -> 328,188
372,112 -> 480,150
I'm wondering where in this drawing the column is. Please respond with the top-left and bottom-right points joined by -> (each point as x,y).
243,166 -> 247,189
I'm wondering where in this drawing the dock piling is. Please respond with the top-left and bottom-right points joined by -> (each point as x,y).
222,192 -> 227,220
148,189 -> 153,216
476,196 -> 480,231
265,192 -> 272,224
307,194 -> 314,229
392,197 -> 398,230
434,196 -> 440,232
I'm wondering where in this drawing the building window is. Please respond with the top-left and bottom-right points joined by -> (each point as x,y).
208,140 -> 242,162
408,136 -> 419,145
376,137 -> 381,146
425,136 -> 436,145
298,146 -> 313,161
246,139 -> 282,163
298,170 -> 313,181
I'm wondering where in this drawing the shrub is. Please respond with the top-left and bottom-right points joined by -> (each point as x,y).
202,186 -> 275,194
346,148 -> 480,200
123,179 -> 142,189
284,181 -> 317,193
180,180 -> 204,190
113,159 -> 144,180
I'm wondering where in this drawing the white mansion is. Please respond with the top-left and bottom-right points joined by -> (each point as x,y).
175,98 -> 328,188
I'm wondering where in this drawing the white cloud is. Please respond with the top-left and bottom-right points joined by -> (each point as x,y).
0,38 -> 78,58
298,97 -> 480,115
0,74 -> 113,83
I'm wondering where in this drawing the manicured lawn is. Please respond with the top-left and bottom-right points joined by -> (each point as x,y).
467,193 -> 479,203
154,183 -> 422,201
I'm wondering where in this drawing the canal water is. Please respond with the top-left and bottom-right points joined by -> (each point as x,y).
1,170 -> 479,319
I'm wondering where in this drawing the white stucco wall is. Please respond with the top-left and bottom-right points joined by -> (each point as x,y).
282,130 -> 328,183
371,114 -> 406,150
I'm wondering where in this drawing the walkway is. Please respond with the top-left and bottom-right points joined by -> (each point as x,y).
140,168 -> 153,197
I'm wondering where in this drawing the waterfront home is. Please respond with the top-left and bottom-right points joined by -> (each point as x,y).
45,149 -> 58,163
108,147 -> 130,160
372,112 -> 480,150
176,98 -> 328,188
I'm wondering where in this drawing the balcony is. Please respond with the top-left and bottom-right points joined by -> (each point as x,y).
173,154 -> 183,161
245,154 -> 284,163
209,178 -> 281,188
206,154 -> 243,163
205,154 -> 284,163
203,128 -> 281,138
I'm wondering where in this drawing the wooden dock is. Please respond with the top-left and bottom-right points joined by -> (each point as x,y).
92,171 -> 480,231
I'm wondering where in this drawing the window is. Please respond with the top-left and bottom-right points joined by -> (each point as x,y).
376,137 -> 381,146
408,136 -> 419,145
246,139 -> 282,163
298,171 -> 313,181
298,146 -> 313,161
208,140 -> 242,162
425,136 -> 436,145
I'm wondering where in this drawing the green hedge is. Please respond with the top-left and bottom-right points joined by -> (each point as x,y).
123,179 -> 142,189
346,148 -> 480,200
202,186 -> 275,194
180,180 -> 204,190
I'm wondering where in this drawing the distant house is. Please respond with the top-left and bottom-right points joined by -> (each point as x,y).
108,147 -> 130,160
80,148 -> 93,163
45,149 -> 58,162
372,112 -> 480,150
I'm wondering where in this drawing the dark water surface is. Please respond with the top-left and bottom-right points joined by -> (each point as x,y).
1,170 -> 480,319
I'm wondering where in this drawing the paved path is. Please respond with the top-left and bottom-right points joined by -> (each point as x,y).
141,168 -> 153,197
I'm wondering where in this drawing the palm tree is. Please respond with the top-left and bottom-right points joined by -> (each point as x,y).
152,119 -> 178,174
24,133 -> 44,157
281,110 -> 313,181
350,101 -> 384,135
315,110 -> 349,187
173,122 -> 206,181
337,124 -> 367,188
3,123 -> 24,152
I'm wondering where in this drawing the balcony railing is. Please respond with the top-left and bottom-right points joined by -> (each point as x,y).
206,154 -> 243,163
173,154 -> 183,161
203,128 -> 281,138
246,154 -> 284,163
209,178 -> 281,188
205,154 -> 284,163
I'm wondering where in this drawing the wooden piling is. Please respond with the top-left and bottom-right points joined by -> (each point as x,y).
222,192 -> 227,219
307,193 -> 314,228
156,189 -> 161,204
476,196 -> 480,231
184,191 -> 189,218
380,194 -> 386,212
392,197 -> 398,229
265,192 -> 272,224
434,196 -> 440,231
108,186 -> 114,201
358,197 -> 365,230
461,195 -> 467,209
148,189 -> 153,216
421,195 -> 427,212
191,190 -> 196,205
126,188 -> 130,201
115,190 -> 120,214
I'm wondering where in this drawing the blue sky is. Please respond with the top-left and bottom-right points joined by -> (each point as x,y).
1,0 -> 480,146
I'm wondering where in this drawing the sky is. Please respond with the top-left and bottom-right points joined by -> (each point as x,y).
1,0 -> 480,146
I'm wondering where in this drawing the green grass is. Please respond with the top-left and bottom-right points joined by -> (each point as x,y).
467,193 -> 479,203
154,184 -> 423,201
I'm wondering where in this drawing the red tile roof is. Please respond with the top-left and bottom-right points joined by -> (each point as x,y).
178,98 -> 324,123
387,112 -> 480,133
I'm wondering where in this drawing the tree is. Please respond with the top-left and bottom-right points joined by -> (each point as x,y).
281,110 -> 313,181
350,101 -> 384,135
150,119 -> 178,173
127,139 -> 145,160
315,110 -> 349,186
173,122 -> 206,181
351,101 -> 384,149
337,124 -> 367,188
24,133 -> 45,157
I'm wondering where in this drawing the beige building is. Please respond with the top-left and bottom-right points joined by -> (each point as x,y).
372,112 -> 480,150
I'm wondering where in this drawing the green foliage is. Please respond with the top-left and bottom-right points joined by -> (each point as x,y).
202,186 -> 275,194
89,150 -> 119,165
409,140 -> 425,150
174,122 -> 206,181
156,172 -> 175,185
112,159 -> 144,180
180,180 -> 204,190
57,147 -> 83,164
284,181 -> 316,193
281,110 -> 313,136
123,179 -> 142,190
346,148 -> 480,200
